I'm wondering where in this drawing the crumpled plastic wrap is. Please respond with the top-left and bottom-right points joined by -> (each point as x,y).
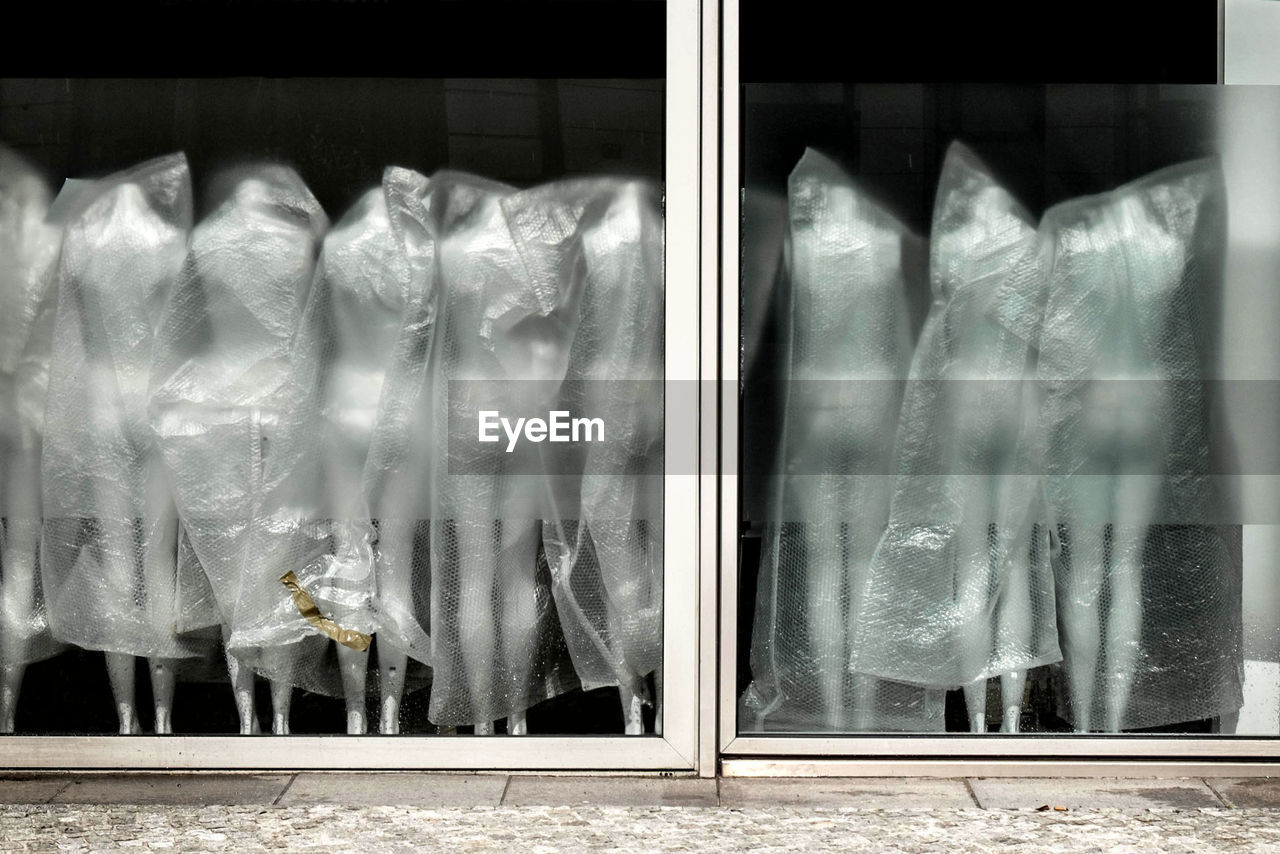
0,147 -> 64,669
503,178 -> 664,699
149,164 -> 331,688
362,170 -> 578,726
1036,157 -> 1242,730
41,153 -> 214,659
849,142 -> 1061,688
248,173 -> 432,676
741,148 -> 947,732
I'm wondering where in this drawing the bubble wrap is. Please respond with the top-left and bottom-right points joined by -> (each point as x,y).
0,147 -> 63,669
41,153 -> 214,659
362,171 -> 578,726
848,142 -> 1061,689
149,164 -> 332,688
741,149 -> 947,732
1037,158 -> 1242,731
503,178 -> 664,698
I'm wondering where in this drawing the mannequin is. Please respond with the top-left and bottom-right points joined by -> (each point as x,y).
295,181 -> 428,734
150,165 -> 330,735
852,142 -> 1060,733
371,170 -> 577,735
742,148 -> 946,734
1037,158 -> 1240,732
504,178 -> 665,734
42,154 -> 211,733
0,147 -> 63,732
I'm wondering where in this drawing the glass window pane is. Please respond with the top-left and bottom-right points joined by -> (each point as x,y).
738,83 -> 1280,737
1,72 -> 665,736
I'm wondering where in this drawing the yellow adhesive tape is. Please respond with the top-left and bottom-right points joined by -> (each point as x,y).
279,570 -> 372,652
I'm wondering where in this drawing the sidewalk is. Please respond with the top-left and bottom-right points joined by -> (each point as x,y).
1,774 -> 1278,852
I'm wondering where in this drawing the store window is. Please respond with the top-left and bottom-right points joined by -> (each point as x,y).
733,80 -> 1280,740
0,0 -> 698,757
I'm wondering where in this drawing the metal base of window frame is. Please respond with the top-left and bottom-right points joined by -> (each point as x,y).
722,758 -> 1280,778
0,736 -> 694,772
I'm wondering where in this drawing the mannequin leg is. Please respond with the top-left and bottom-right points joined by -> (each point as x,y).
848,672 -> 876,732
507,710 -> 528,736
963,679 -> 988,733
1104,529 -> 1144,734
456,522 -> 498,736
1,664 -> 25,733
105,652 -> 141,734
379,646 -> 408,735
1,513 -> 40,734
1104,468 -> 1160,734
619,684 -> 644,735
1215,711 -> 1241,734
336,643 -> 368,735
148,658 -> 178,734
1000,670 -> 1026,733
261,646 -> 298,735
223,638 -> 260,734
806,522 -> 848,731
1060,526 -> 1104,733
497,523 -> 538,737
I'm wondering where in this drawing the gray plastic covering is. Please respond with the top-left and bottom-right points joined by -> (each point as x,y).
1036,157 -> 1243,730
504,178 -> 664,698
849,142 -> 1061,688
41,153 -> 215,659
0,147 -> 63,668
362,170 -> 578,726
742,148 -> 947,732
149,164 -> 331,688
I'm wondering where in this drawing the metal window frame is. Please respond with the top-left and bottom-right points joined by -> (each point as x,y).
0,0 -> 705,773
714,0 -> 1280,775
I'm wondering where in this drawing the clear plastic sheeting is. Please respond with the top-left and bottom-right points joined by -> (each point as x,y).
506,178 -> 665,710
363,171 -> 581,727
742,148 -> 947,733
149,165 -> 331,690
41,153 -> 214,660
850,142 -> 1061,690
0,147 -> 63,674
1036,158 -> 1243,731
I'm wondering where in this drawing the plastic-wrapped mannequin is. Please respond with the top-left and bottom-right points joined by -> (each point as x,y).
42,154 -> 212,733
150,165 -> 330,734
0,148 -> 64,732
504,178 -> 665,734
850,142 -> 1060,732
263,178 -> 429,734
359,167 -> 438,734
1037,158 -> 1242,732
363,171 -> 578,733
742,149 -> 947,733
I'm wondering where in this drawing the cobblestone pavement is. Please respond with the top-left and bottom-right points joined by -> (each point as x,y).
2,805 -> 1280,853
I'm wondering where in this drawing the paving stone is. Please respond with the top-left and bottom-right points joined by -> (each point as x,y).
1206,777 -> 1280,808
50,774 -> 290,805
968,777 -> 1222,810
719,777 -> 975,808
0,776 -> 71,803
5,804 -> 1280,852
502,775 -> 718,807
279,772 -> 508,807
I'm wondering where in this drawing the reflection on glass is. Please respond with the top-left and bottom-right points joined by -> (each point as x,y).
740,84 -> 1275,736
